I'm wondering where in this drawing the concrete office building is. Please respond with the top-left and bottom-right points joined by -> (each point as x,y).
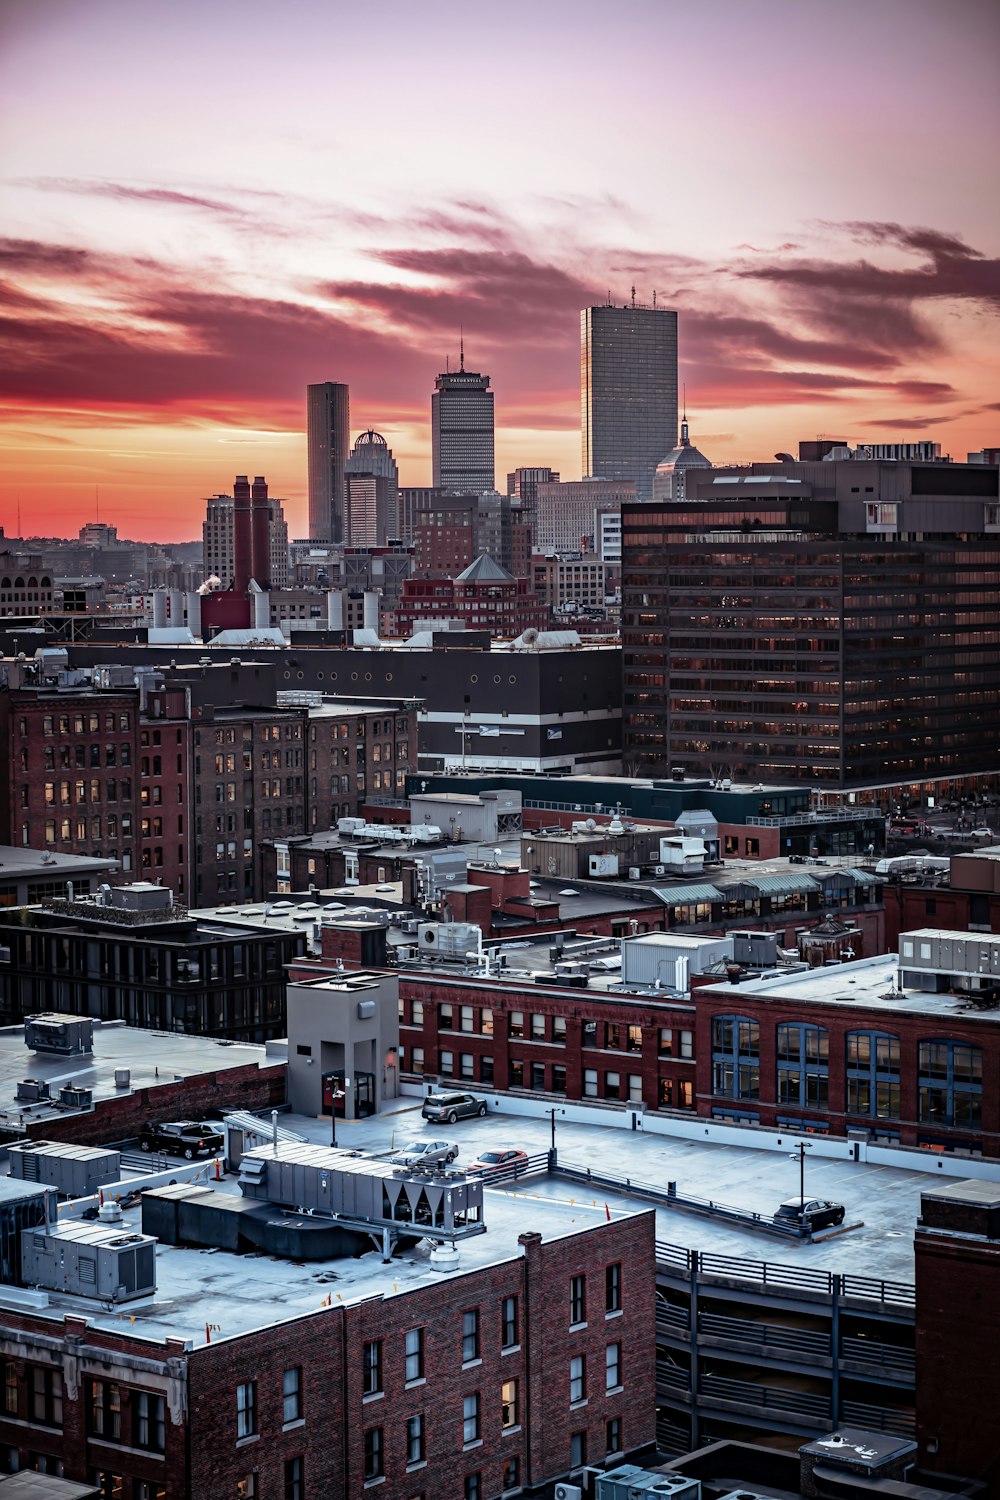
535,477 -> 635,555
344,429 -> 399,547
621,455 -> 1000,795
581,301 -> 679,500
431,352 -> 495,494
307,381 -> 351,543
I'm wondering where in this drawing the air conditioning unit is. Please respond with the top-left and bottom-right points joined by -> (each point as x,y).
555,1486 -> 582,1500
417,922 -> 440,949
628,867 -> 641,880
653,865 -> 666,876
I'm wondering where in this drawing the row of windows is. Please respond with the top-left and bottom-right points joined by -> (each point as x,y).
713,1019 -> 984,1125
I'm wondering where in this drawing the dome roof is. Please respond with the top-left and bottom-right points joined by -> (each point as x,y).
655,417 -> 712,475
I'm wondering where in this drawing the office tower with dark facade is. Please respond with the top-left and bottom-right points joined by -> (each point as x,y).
581,302 -> 678,501
307,381 -> 351,543
431,355 -> 495,494
621,457 -> 1000,795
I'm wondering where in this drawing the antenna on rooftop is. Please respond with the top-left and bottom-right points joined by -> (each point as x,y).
460,327 -> 465,373
631,285 -> 636,307
653,289 -> 657,308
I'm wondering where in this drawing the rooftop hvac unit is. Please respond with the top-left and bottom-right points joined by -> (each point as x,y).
628,867 -> 641,880
16,1079 -> 50,1103
653,865 -> 666,876
597,1469 -> 701,1499
58,1084 -> 93,1109
555,1486 -> 582,1500
417,922 -> 440,950
21,1221 -> 157,1303
8,1140 -> 121,1198
24,1014 -> 93,1056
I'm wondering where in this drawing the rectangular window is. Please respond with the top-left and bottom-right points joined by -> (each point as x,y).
503,1457 -> 520,1490
464,1473 -> 481,1499
606,1262 -> 622,1313
462,1308 -> 480,1364
552,1064 -> 567,1094
88,1379 -> 121,1441
501,1378 -> 518,1430
440,1050 -> 454,1077
364,1427 -> 384,1481
530,1062 -> 546,1092
606,1416 -> 622,1455
501,1295 -> 518,1350
530,1013 -> 546,1039
606,1342 -> 621,1391
284,1457 -> 304,1500
363,1340 -> 382,1395
569,1354 -> 586,1405
605,1071 -> 621,1100
438,1002 -> 453,1029
282,1366 -> 302,1424
406,1412 -> 425,1466
3,1360 -> 17,1416
460,1006 -> 474,1032
463,1391 -> 481,1444
30,1367 -> 62,1428
570,1430 -> 587,1468
460,1053 -> 475,1080
133,1390 -> 165,1452
570,1274 -> 586,1326
509,1011 -> 524,1038
583,1068 -> 598,1098
236,1381 -> 257,1439
405,1326 -> 424,1383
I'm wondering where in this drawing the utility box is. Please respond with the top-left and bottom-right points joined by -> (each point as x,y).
596,1467 -> 701,1499
24,1014 -> 93,1056
8,1140 -> 122,1199
21,1221 -> 157,1303
731,930 -> 779,967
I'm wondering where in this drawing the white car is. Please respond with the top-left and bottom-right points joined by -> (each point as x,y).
389,1139 -> 459,1167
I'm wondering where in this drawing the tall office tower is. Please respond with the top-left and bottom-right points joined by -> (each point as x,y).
202,486 -> 289,589
620,455 -> 1000,793
307,382 -> 350,543
431,348 -> 495,494
506,466 -> 560,543
581,300 -> 678,500
344,429 -> 399,546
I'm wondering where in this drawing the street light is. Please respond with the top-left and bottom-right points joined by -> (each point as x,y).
789,1140 -> 813,1214
547,1105 -> 565,1157
330,1078 -> 350,1147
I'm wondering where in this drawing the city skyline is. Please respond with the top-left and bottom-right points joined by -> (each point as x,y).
1,0 -> 998,541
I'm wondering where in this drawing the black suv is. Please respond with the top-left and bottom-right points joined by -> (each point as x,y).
139,1121 -> 224,1160
421,1092 -> 488,1124
774,1197 -> 846,1232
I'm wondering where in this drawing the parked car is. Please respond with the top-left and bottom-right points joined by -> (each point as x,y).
468,1148 -> 529,1179
421,1091 -> 489,1124
139,1121 -> 225,1159
774,1197 -> 845,1231
389,1139 -> 459,1168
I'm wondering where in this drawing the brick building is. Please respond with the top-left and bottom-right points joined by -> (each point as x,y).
0,1193 -> 656,1497
0,658 -> 419,905
385,558 -> 548,641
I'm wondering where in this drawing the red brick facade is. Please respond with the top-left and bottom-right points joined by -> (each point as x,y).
0,1211 -> 656,1497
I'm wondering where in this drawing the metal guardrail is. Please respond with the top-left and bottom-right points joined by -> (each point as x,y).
656,1359 -> 691,1392
841,1273 -> 915,1309
699,1311 -> 831,1358
700,1373 -> 831,1419
556,1160 -> 802,1238
841,1399 -> 915,1435
654,1241 -> 916,1311
474,1150 -> 549,1185
841,1336 -> 916,1373
656,1302 -> 691,1333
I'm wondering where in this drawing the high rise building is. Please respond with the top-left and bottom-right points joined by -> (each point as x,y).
431,348 -> 494,494
344,429 -> 399,546
202,484 -> 289,590
581,300 -> 678,500
506,466 -> 560,540
307,382 -> 350,543
621,454 -> 1000,793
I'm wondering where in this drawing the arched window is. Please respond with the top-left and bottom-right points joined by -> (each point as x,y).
711,1014 -> 760,1100
918,1039 -> 982,1128
846,1031 -> 900,1118
776,1023 -> 829,1109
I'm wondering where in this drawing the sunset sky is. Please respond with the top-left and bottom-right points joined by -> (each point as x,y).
1,0 -> 998,542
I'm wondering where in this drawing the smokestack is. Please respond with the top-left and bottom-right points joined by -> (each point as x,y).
363,590 -> 379,633
326,589 -> 344,631
185,591 -> 202,639
233,475 -> 253,595
253,588 -> 270,630
251,475 -> 271,590
151,591 -> 168,628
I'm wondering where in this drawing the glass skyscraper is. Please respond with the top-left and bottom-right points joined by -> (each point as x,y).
431,354 -> 495,494
581,303 -> 678,501
307,381 -> 350,543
